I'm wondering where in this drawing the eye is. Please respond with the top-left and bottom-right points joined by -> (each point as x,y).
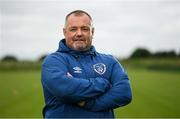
69,28 -> 77,32
81,27 -> 90,31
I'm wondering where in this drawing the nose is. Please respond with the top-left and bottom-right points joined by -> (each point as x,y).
76,29 -> 82,36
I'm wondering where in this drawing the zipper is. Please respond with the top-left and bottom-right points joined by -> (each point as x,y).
76,55 -> 88,79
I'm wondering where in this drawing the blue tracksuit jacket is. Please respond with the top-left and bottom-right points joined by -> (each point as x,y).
41,39 -> 132,118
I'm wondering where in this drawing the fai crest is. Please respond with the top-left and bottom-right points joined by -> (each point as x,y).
93,63 -> 106,75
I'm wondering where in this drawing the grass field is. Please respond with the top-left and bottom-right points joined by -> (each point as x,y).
0,59 -> 180,118
0,70 -> 44,117
115,68 -> 180,118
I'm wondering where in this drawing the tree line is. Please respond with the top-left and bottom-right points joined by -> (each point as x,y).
1,48 -> 180,62
0,54 -> 47,62
130,48 -> 180,59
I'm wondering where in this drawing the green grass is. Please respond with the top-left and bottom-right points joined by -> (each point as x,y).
120,58 -> 180,71
115,68 -> 180,118
0,70 -> 44,118
0,59 -> 180,118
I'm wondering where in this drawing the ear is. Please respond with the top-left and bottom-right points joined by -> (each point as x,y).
92,27 -> 95,36
63,28 -> 66,37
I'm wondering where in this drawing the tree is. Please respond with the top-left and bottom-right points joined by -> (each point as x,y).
1,55 -> 18,62
153,51 -> 177,58
38,54 -> 48,62
130,48 -> 151,58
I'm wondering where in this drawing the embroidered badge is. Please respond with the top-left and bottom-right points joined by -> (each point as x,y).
93,63 -> 106,75
73,66 -> 82,73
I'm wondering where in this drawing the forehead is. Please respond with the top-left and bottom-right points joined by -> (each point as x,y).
66,14 -> 92,27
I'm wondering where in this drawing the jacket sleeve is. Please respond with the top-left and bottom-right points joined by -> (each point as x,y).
41,54 -> 110,103
84,61 -> 132,111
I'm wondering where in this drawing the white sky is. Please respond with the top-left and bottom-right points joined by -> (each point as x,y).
0,0 -> 180,60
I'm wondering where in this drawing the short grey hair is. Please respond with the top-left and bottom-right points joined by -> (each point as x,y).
64,10 -> 93,27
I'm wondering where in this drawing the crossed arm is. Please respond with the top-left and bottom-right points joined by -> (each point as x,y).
42,55 -> 110,103
41,55 -> 132,111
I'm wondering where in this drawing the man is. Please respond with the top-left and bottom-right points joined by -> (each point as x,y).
41,10 -> 132,118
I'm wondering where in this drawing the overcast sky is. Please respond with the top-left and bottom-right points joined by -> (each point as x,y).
0,0 -> 180,60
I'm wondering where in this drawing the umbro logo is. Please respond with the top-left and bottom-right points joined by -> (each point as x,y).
73,66 -> 82,73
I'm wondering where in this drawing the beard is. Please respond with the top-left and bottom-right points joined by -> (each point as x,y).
65,35 -> 93,52
72,40 -> 91,51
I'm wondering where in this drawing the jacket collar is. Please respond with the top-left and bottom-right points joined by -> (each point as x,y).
57,39 -> 97,57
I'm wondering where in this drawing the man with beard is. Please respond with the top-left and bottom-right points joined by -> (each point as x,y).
41,10 -> 132,118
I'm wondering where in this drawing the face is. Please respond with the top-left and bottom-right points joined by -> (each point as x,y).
63,14 -> 94,51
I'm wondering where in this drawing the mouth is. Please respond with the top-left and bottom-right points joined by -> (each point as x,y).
74,38 -> 85,41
